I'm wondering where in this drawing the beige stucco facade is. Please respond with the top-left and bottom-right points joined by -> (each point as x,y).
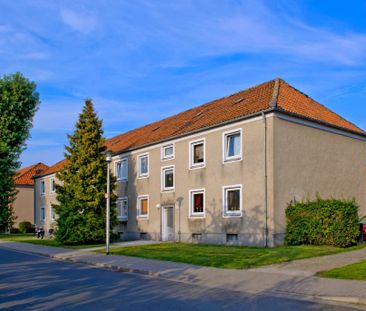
34,175 -> 58,233
114,115 -> 274,246
34,113 -> 366,246
272,115 -> 366,244
13,186 -> 34,228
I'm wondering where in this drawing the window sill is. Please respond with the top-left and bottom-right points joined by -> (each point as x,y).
222,213 -> 242,218
188,215 -> 205,219
189,164 -> 205,170
223,157 -> 242,163
161,156 -> 175,162
161,188 -> 175,193
118,217 -> 128,221
137,216 -> 149,220
117,179 -> 128,182
137,175 -> 149,180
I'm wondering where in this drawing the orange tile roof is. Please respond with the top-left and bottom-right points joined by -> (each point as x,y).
15,162 -> 49,185
276,79 -> 363,134
37,78 -> 365,177
35,159 -> 68,178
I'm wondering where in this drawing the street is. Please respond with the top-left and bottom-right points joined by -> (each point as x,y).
0,247 -> 361,311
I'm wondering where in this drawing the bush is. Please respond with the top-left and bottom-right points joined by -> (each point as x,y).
19,221 -> 33,234
285,197 -> 360,248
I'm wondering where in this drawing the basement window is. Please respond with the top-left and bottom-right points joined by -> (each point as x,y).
192,233 -> 202,242
226,234 -> 238,244
140,232 -> 148,240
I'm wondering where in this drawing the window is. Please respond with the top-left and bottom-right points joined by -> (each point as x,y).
50,206 -> 56,222
137,195 -> 149,218
138,153 -> 149,178
226,233 -> 239,243
50,178 -> 56,193
189,189 -> 205,217
117,198 -> 128,221
189,139 -> 205,169
40,180 -> 45,195
223,185 -> 242,217
161,166 -> 174,192
223,129 -> 242,162
40,207 -> 45,222
162,144 -> 174,161
115,158 -> 128,181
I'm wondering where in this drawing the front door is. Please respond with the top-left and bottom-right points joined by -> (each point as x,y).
162,206 -> 174,241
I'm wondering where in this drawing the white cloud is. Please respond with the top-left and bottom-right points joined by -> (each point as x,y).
60,9 -> 98,34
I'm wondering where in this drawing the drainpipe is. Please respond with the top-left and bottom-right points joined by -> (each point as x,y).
262,112 -> 269,248
33,179 -> 37,227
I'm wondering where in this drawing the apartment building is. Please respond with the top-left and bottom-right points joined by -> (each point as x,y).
13,162 -> 48,228
34,78 -> 366,246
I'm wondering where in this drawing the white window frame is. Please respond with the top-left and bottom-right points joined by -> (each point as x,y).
222,128 -> 242,163
115,157 -> 128,181
40,180 -> 45,196
50,178 -> 56,194
137,195 -> 149,219
161,143 -> 175,161
189,189 -> 205,218
137,153 -> 149,178
40,207 -> 45,222
50,205 -> 55,222
161,165 -> 175,192
117,197 -> 128,221
189,138 -> 206,169
222,184 -> 242,217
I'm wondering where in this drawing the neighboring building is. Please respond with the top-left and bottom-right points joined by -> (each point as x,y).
34,78 -> 366,246
13,162 -> 49,228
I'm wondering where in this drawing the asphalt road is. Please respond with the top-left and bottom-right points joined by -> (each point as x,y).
0,247 -> 362,311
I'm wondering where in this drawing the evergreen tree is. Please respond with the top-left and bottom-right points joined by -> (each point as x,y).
54,99 -> 117,244
0,73 -> 39,232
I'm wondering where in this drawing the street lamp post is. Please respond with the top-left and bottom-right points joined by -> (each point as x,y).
105,150 -> 112,255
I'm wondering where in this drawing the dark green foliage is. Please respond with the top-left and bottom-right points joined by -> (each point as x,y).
54,99 -> 117,244
285,197 -> 360,247
19,221 -> 33,234
0,73 -> 39,232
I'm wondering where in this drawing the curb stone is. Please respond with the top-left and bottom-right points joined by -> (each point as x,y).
51,253 -> 366,308
1,243 -> 366,308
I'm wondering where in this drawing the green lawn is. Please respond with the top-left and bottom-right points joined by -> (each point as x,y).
0,234 -> 104,249
317,260 -> 366,280
105,242 -> 366,269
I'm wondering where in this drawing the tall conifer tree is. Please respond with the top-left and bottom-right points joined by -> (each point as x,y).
54,99 -> 117,244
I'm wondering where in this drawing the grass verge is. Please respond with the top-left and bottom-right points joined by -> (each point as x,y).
0,233 -> 104,249
317,260 -> 366,280
103,242 -> 366,269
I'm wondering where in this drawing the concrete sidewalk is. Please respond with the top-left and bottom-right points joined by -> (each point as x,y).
1,240 -> 366,308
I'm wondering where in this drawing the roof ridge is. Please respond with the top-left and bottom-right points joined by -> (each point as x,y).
279,80 -> 365,133
269,77 -> 280,108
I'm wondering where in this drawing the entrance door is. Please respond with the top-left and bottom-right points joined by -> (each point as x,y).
162,206 -> 174,241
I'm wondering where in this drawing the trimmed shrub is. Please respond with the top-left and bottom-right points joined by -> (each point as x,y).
285,197 -> 360,248
19,221 -> 33,234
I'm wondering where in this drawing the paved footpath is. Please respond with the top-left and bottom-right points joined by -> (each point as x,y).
1,240 -> 366,308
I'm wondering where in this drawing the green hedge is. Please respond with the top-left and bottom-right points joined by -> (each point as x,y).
285,198 -> 360,248
19,221 -> 33,234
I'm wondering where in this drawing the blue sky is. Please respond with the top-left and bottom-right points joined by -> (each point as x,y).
1,0 -> 366,168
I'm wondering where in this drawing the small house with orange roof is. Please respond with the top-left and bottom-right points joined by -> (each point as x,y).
13,162 -> 48,228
